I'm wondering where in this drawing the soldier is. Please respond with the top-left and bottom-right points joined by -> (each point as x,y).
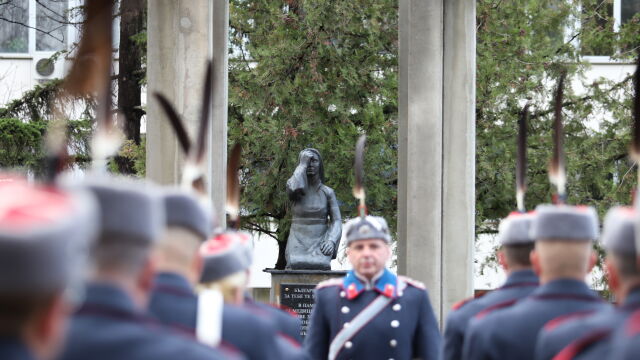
0,178 -> 98,360
57,178 -> 226,360
197,230 -> 305,360
535,206 -> 640,360
442,211 -> 539,360
148,188 -> 290,360
304,215 -> 441,360
462,204 -> 610,360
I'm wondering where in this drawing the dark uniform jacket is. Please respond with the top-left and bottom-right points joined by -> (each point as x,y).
305,268 -> 441,360
57,282 -> 226,360
535,287 -> 640,360
443,269 -> 539,360
148,272 -> 298,360
244,294 -> 303,345
0,338 -> 35,360
591,292 -> 640,359
462,278 -> 611,360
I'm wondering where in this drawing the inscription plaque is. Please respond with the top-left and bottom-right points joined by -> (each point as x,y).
280,283 -> 316,337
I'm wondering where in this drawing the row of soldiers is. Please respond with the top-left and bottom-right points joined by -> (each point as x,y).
0,170 -> 444,360
0,174 -> 313,360
443,204 -> 640,360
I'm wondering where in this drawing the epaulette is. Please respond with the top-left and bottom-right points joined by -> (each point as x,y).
543,310 -> 596,332
316,277 -> 343,290
452,297 -> 474,311
398,275 -> 425,290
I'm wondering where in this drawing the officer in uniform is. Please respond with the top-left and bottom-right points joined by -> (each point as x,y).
535,206 -> 640,360
443,211 -> 539,360
0,177 -> 98,360
148,188 -> 291,360
305,215 -> 441,360
462,204 -> 611,360
57,178 -> 226,360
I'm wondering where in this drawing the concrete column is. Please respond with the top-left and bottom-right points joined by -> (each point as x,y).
442,0 -> 476,321
398,0 -> 475,325
397,0 -> 444,320
208,1 -> 229,227
147,1 -> 228,226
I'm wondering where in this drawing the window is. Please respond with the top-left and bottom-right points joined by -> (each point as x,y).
580,0 -> 615,56
621,0 -> 640,25
36,0 -> 69,51
0,0 -> 72,55
579,0 -> 640,58
0,0 -> 29,53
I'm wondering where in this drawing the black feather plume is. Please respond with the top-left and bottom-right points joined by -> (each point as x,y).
353,135 -> 367,218
516,104 -> 529,212
226,144 -> 242,225
631,55 -> 640,160
195,61 -> 213,163
154,92 -> 191,154
549,71 -> 567,202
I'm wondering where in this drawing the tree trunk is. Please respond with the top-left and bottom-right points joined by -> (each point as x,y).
115,0 -> 145,174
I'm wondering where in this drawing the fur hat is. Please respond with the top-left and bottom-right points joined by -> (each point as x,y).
530,204 -> 599,242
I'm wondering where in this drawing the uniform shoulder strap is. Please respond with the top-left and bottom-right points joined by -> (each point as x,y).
398,275 -> 425,289
316,278 -> 343,290
552,328 -> 611,360
452,297 -> 475,311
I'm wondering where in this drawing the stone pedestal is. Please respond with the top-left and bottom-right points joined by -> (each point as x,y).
265,269 -> 347,337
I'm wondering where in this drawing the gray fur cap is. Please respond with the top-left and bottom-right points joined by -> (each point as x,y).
602,206 -> 636,255
162,188 -> 212,240
83,177 -> 164,245
344,216 -> 391,245
530,204 -> 599,242
497,211 -> 536,245
0,179 -> 99,294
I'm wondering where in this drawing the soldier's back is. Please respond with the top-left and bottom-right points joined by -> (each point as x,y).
463,279 -> 610,360
443,269 -> 538,360
59,283 -> 225,360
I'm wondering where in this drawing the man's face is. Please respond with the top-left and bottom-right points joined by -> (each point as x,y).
347,238 -> 390,279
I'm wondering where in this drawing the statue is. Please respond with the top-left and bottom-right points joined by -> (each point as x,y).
285,148 -> 342,270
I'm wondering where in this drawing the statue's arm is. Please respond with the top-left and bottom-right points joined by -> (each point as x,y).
286,163 -> 307,201
325,187 -> 342,245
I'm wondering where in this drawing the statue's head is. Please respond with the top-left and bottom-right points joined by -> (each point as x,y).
299,148 -> 324,183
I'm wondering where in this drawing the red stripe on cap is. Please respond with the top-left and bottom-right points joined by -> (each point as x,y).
199,232 -> 241,255
0,181 -> 73,229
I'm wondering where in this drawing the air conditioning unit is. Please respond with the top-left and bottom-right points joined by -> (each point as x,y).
32,54 -> 66,83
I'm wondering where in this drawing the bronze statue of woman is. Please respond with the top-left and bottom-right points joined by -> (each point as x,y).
285,148 -> 342,270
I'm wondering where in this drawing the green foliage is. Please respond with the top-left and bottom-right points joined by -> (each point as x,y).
477,0 -> 640,288
108,136 -> 147,177
0,118 -> 46,171
229,0 -> 398,253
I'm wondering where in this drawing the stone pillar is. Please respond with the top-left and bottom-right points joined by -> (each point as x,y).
146,1 -> 228,226
442,0 -> 476,322
397,0 -> 475,325
208,0 -> 229,226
